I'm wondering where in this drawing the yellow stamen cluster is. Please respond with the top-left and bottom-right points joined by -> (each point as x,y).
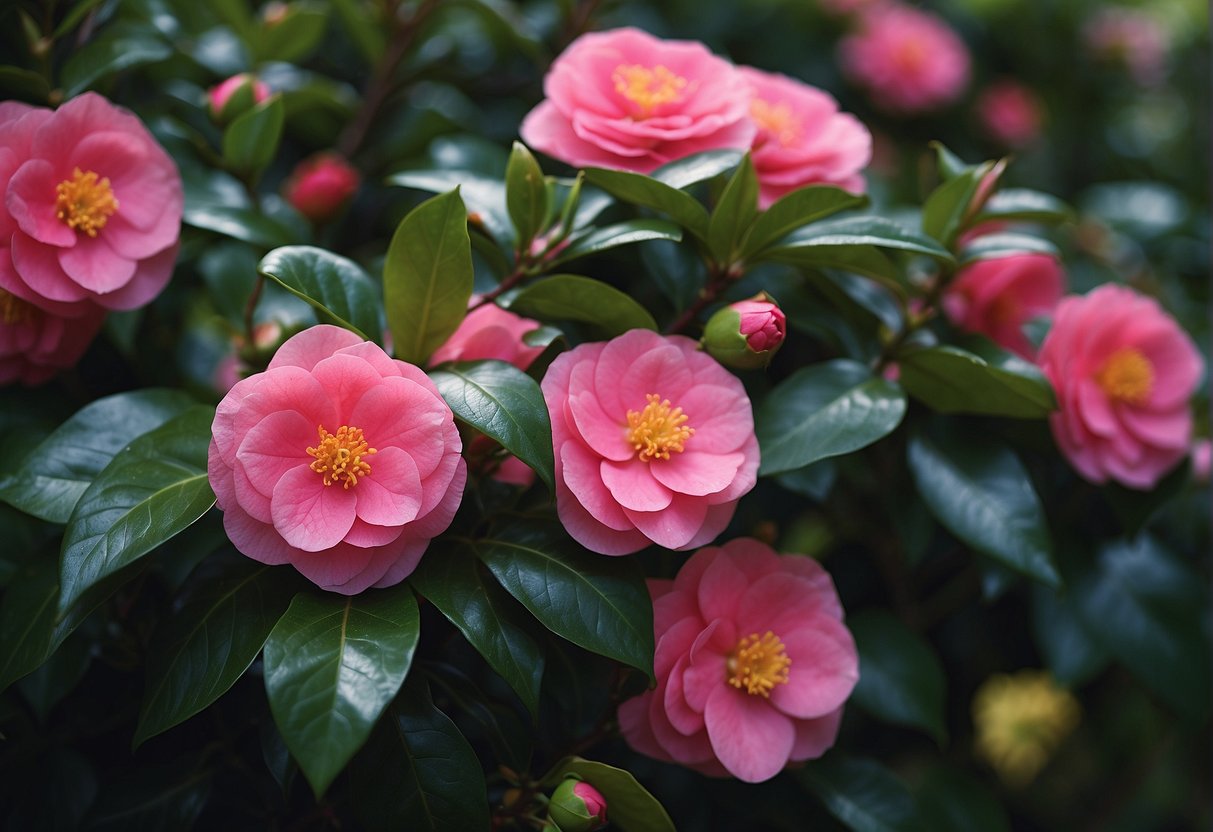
750,98 -> 799,147
307,424 -> 376,489
972,670 -> 1080,787
613,64 -> 689,117
0,288 -> 33,325
55,167 -> 119,237
727,631 -> 792,698
625,393 -> 694,462
1095,347 -> 1154,405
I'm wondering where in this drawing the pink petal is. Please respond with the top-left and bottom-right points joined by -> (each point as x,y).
601,459 -> 674,511
9,233 -> 91,303
349,378 -> 452,478
268,324 -> 365,371
370,535 -> 431,588
270,465 -> 358,551
569,389 -> 634,462
696,551 -> 748,622
555,475 -> 649,555
789,706 -> 844,761
664,654 -> 706,735
704,684 -> 795,783
624,492 -> 709,550
769,616 -> 859,719
222,504 -> 298,565
343,517 -> 406,548
353,445 -> 423,526
91,243 -> 177,310
655,615 -> 705,678
650,450 -> 744,496
288,539 -> 380,594
235,409 -> 317,498
57,234 -> 137,294
1116,405 -> 1191,450
560,440 -> 634,531
618,693 -> 674,762
6,160 -> 75,247
736,573 -> 839,637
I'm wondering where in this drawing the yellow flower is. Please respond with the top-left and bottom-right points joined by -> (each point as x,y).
972,670 -> 1080,787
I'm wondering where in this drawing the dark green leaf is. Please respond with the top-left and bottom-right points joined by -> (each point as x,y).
651,149 -> 743,189
550,219 -> 683,266
329,0 -> 386,61
545,757 -> 676,832
921,163 -> 989,248
766,216 -> 955,263
1030,586 -> 1110,687
410,542 -> 544,716
0,389 -> 195,523
0,556 -> 93,693
134,558 -> 296,747
762,242 -> 898,281
222,96 -> 286,176
775,459 -> 837,502
0,66 -> 51,101
259,245 -> 382,342
61,22 -> 172,97
384,189 -> 474,365
799,755 -> 924,832
182,204 -> 298,248
429,360 -> 555,492
264,585 -> 421,796
387,170 -> 510,245
930,141 -> 969,180
741,185 -> 869,259
476,520 -> 654,679
898,343 -> 1056,419
706,153 -> 759,263
916,766 -> 1011,832
908,422 -> 1059,586
509,273 -> 658,336
850,611 -> 947,743
17,625 -> 92,722
756,360 -> 907,476
58,407 -> 216,613
505,141 -> 548,249
253,4 -> 328,63
975,188 -> 1073,224
583,167 -> 709,239
82,761 -> 211,832
959,232 -> 1060,264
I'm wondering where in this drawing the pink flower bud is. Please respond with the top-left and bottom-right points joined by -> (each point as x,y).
283,153 -> 360,223
208,73 -> 270,123
547,777 -> 607,832
702,293 -> 786,369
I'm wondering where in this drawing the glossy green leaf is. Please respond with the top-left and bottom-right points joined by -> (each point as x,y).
1030,586 -> 1111,687
583,167 -> 709,239
384,189 -> 474,365
387,170 -> 511,244
762,242 -> 898,281
182,202 -> 299,248
259,245 -> 382,342
0,556 -> 91,694
756,360 -> 907,476
476,520 -> 655,679
264,585 -> 421,796
60,22 -> 172,97
429,360 -> 555,492
505,141 -> 548,249
776,460 -> 838,502
916,766 -> 1011,832
975,188 -> 1073,224
765,216 -> 955,263
850,611 -> 947,743
329,0 -> 386,61
222,96 -> 285,176
741,185 -> 869,259
651,149 -> 743,189
921,163 -> 990,248
930,141 -> 969,180
509,274 -> 658,336
550,219 -> 683,266
409,542 -> 544,716
959,232 -> 1060,264
898,343 -> 1056,418
799,755 -> 924,832
253,3 -> 328,63
0,389 -> 195,524
134,558 -> 297,747
58,407 -> 216,614
545,757 -> 676,832
17,625 -> 92,723
706,153 -> 759,263
908,422 -> 1059,586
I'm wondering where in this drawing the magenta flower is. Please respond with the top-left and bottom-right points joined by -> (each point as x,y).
283,152 -> 360,224
208,325 -> 467,593
0,287 -> 104,386
618,538 -> 858,783
520,27 -> 756,174
738,66 -> 871,208
1038,285 -> 1204,490
1,93 -> 181,313
976,80 -> 1044,148
541,329 -> 759,554
428,301 -> 543,370
943,253 -> 1065,360
839,3 -> 971,114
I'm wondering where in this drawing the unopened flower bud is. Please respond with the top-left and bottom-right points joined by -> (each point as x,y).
702,293 -> 786,369
283,152 -> 360,223
547,777 -> 607,832
208,73 -> 270,123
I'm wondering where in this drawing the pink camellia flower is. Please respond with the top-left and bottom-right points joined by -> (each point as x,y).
943,253 -> 1065,359
839,3 -> 971,113
283,152 -> 360,223
1,92 -> 182,313
702,293 -> 787,369
1083,7 -> 1170,87
541,328 -> 759,555
976,80 -> 1044,148
738,66 -> 871,208
1037,284 -> 1204,490
207,73 -> 271,122
520,27 -> 756,173
0,287 -> 105,385
618,538 -> 858,783
429,301 -> 543,370
208,325 -> 467,593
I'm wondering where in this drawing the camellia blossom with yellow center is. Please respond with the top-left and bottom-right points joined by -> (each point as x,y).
541,329 -> 760,555
208,325 -> 466,594
618,538 -> 858,782
972,670 -> 1080,787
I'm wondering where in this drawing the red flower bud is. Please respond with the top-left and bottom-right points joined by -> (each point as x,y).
208,73 -> 270,123
283,153 -> 360,223
547,777 -> 607,832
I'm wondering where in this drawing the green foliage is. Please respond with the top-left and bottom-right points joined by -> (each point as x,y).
259,246 -> 383,342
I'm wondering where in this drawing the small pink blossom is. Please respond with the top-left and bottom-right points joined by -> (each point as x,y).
283,152 -> 360,223
738,66 -> 871,208
1038,285 -> 1203,490
839,4 -> 971,114
207,73 -> 271,121
542,329 -> 759,554
520,27 -> 756,173
618,538 -> 858,782
429,301 -> 543,370
0,287 -> 105,385
1083,8 -> 1170,86
702,294 -> 786,369
1191,439 -> 1211,485
0,93 -> 182,313
976,80 -> 1044,148
943,253 -> 1065,359
208,325 -> 467,593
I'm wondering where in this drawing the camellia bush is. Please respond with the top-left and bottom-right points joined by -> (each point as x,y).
0,0 -> 1208,830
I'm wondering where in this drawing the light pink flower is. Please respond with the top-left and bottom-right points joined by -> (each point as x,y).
0,286 -> 105,385
542,329 -> 759,554
283,152 -> 360,223
207,73 -> 271,121
1,92 -> 182,313
1083,8 -> 1170,87
1038,285 -> 1203,490
208,325 -> 466,593
976,80 -> 1044,148
428,301 -> 543,370
520,27 -> 756,173
738,66 -> 871,208
839,4 -> 971,113
943,253 -> 1065,359
618,538 -> 858,782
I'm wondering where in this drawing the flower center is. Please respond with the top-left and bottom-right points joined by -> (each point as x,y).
307,424 -> 376,489
613,64 -> 689,117
625,393 -> 694,462
750,98 -> 800,147
0,288 -> 34,325
1095,347 -> 1153,405
56,168 -> 119,238
726,631 -> 792,698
